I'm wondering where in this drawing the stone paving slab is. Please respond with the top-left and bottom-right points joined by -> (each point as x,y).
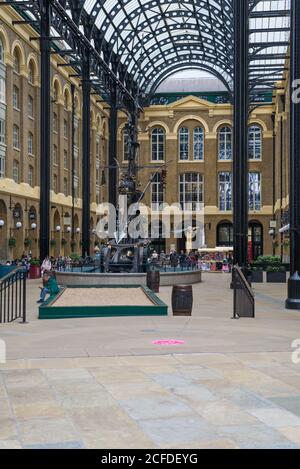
1,274 -> 300,448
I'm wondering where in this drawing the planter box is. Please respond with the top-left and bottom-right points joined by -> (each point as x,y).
250,271 -> 264,283
29,265 -> 41,279
266,271 -> 287,283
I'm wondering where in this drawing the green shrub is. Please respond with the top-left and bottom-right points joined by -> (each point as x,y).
30,258 -> 40,266
256,256 -> 281,264
69,253 -> 81,262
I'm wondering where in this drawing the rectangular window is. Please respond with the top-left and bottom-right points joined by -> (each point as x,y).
179,173 -> 203,211
0,154 -> 5,178
64,150 -> 68,169
219,172 -> 232,211
249,172 -> 261,211
64,178 -> 68,196
151,128 -> 165,161
53,145 -> 58,165
13,85 -> 19,110
53,174 -> 58,193
0,77 -> 6,103
53,113 -> 58,133
64,119 -> 68,139
0,118 -> 5,144
28,95 -> 33,117
179,128 -> 189,160
28,133 -> 33,155
151,173 -> 164,211
28,166 -> 33,187
13,160 -> 19,183
13,125 -> 20,149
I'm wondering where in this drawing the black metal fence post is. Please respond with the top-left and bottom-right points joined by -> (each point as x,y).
286,0 -> 300,310
39,0 -> 51,261
82,48 -> 91,258
22,270 -> 27,323
233,0 -> 249,271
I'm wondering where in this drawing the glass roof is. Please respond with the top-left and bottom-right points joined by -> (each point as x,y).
81,0 -> 290,96
12,0 -> 291,99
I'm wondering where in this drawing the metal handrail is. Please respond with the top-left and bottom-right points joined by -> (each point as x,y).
0,267 -> 27,324
232,264 -> 255,319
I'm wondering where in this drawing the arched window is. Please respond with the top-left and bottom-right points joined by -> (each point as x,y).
151,127 -> 165,161
28,61 -> 34,84
218,126 -> 232,160
0,38 -> 4,63
248,125 -> 262,160
217,222 -> 233,247
193,127 -> 204,160
179,127 -> 189,160
13,49 -> 20,74
123,128 -> 129,161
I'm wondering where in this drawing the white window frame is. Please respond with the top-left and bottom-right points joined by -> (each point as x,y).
218,126 -> 232,161
179,173 -> 204,211
151,128 -> 165,161
193,127 -> 204,161
219,172 -> 232,211
179,127 -> 189,160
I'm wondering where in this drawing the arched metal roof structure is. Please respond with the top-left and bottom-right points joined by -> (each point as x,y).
80,0 -> 290,99
10,1 -> 290,101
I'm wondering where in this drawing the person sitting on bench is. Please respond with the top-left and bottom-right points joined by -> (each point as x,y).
37,271 -> 59,304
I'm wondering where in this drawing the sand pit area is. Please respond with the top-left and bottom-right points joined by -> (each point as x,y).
53,287 -> 154,307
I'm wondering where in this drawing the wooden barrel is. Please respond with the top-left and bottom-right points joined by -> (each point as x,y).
147,270 -> 160,293
172,285 -> 193,316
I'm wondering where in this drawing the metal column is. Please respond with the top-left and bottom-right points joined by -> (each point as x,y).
39,0 -> 51,261
81,49 -> 91,258
286,0 -> 300,310
108,85 -> 118,208
233,0 -> 249,269
71,83 -> 75,249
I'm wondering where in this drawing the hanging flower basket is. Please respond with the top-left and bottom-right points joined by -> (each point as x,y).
61,238 -> 67,246
50,239 -> 56,247
8,237 -> 17,248
24,238 -> 32,248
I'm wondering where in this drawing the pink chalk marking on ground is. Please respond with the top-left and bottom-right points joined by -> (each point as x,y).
152,339 -> 186,346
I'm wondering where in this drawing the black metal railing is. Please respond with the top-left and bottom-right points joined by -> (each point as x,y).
0,268 -> 27,323
232,265 -> 255,319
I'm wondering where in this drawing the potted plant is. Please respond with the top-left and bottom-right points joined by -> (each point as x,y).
29,258 -> 41,279
266,265 -> 287,283
61,238 -> 67,246
24,238 -> 32,248
50,239 -> 56,247
8,237 -> 16,248
249,266 -> 264,283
